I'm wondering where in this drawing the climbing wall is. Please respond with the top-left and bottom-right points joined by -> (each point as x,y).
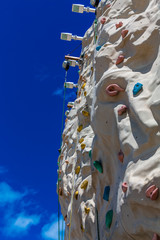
58,0 -> 160,239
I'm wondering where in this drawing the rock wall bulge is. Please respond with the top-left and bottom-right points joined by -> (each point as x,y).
58,0 -> 160,239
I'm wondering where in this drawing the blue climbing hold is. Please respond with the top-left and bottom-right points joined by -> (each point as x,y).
133,83 -> 143,96
89,150 -> 92,159
96,46 -> 101,51
93,161 -> 103,173
103,186 -> 110,201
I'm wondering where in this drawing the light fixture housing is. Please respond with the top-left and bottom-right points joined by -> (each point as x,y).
60,32 -> 83,41
72,4 -> 95,13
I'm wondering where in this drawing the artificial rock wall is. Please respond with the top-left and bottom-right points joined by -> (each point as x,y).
58,0 -> 160,239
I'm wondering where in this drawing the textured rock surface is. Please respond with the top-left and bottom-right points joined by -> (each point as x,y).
58,0 -> 160,239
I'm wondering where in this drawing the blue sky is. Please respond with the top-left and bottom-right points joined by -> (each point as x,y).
0,0 -> 94,239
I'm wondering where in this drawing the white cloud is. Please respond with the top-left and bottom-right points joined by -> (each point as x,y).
41,214 -> 65,240
3,213 -> 41,237
0,182 -> 25,206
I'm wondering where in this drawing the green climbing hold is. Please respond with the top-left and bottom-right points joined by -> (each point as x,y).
58,178 -> 62,182
105,210 -> 113,229
89,150 -> 92,159
93,161 -> 103,173
94,19 -> 97,24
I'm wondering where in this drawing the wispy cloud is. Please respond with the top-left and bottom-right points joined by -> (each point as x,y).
41,214 -> 65,240
52,87 -> 77,101
0,182 -> 25,206
52,88 -> 64,96
3,212 -> 41,237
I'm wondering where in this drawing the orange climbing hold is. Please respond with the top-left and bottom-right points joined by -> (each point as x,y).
121,29 -> 128,38
79,138 -> 84,144
116,54 -> 124,65
82,110 -> 90,117
77,125 -> 83,132
59,187 -> 63,196
106,84 -> 125,96
116,21 -> 123,29
82,83 -> 86,89
75,191 -> 79,200
84,91 -> 87,96
118,105 -> 127,115
101,17 -> 106,24
122,182 -> 128,193
67,223 -> 70,227
81,180 -> 88,190
146,185 -> 159,200
118,150 -> 124,163
60,154 -> 64,160
75,166 -> 81,174
65,160 -> 69,164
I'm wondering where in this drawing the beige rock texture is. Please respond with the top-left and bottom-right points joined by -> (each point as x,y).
58,0 -> 160,239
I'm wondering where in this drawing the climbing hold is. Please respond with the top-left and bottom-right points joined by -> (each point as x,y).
58,148 -> 61,154
77,125 -> 83,132
116,21 -> 123,29
118,105 -> 127,116
78,91 -> 81,97
93,161 -> 103,173
81,224 -> 85,232
57,169 -> 62,174
79,138 -> 84,144
122,182 -> 128,193
65,110 -> 70,116
82,110 -> 90,117
84,91 -> 87,96
81,143 -> 86,150
106,84 -> 125,96
85,206 -> 90,214
133,83 -> 143,96
67,102 -> 74,108
62,60 -> 70,71
64,215 -> 67,222
105,210 -> 113,229
65,160 -> 69,164
121,29 -> 128,38
81,180 -> 88,190
58,178 -> 62,182
60,154 -> 64,160
100,17 -> 106,24
75,166 -> 81,174
146,185 -> 159,200
96,46 -> 101,51
82,83 -> 86,89
116,54 -> 124,65
67,191 -> 71,196
152,234 -> 160,240
89,150 -> 92,159
118,150 -> 124,163
59,187 -> 63,196
67,223 -> 70,227
75,191 -> 79,200
65,118 -> 68,124
103,186 -> 110,201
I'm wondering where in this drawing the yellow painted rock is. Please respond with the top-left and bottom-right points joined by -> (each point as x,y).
81,143 -> 86,150
81,180 -> 88,190
79,138 -> 84,144
82,110 -> 90,117
77,125 -> 83,132
82,83 -> 86,89
75,166 -> 80,174
75,191 -> 79,200
85,206 -> 90,214
84,91 -> 87,97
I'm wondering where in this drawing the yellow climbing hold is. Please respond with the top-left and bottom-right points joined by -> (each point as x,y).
84,91 -> 87,97
81,224 -> 85,232
81,143 -> 86,150
82,83 -> 86,89
81,180 -> 88,190
77,125 -> 83,132
82,110 -> 90,117
75,191 -> 79,200
79,138 -> 84,144
85,206 -> 90,214
75,166 -> 80,174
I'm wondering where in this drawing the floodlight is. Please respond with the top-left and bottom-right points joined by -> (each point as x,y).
60,32 -> 83,41
72,4 -> 95,13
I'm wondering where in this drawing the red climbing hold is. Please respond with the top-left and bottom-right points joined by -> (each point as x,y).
116,54 -> 124,65
118,105 -> 127,115
116,21 -> 123,29
146,185 -> 159,200
106,84 -> 125,96
118,150 -> 124,163
121,29 -> 128,38
122,182 -> 128,193
152,233 -> 160,240
101,17 -> 106,24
